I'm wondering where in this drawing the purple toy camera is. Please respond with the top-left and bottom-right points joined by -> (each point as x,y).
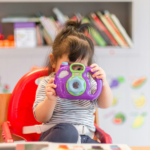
54,62 -> 103,100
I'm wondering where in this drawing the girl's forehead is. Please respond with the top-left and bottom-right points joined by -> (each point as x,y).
61,54 -> 88,62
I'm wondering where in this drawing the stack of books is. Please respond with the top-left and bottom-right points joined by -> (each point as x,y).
1,8 -> 133,48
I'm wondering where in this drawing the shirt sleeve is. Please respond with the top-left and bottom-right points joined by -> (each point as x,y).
33,76 -> 49,119
90,76 -> 100,108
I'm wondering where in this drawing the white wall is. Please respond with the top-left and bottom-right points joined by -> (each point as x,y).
97,0 -> 150,146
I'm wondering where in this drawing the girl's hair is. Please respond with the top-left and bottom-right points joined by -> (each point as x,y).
47,19 -> 94,74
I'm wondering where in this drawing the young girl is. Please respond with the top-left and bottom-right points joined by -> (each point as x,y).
33,19 -> 113,143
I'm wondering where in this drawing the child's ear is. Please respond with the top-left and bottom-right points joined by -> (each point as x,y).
49,53 -> 56,68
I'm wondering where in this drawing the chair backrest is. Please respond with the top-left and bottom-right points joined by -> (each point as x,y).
7,68 -> 48,141
5,68 -> 99,142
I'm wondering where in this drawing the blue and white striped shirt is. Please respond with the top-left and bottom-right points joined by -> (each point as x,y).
33,72 -> 99,132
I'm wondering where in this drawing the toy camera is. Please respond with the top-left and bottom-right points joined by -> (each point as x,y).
54,62 -> 103,100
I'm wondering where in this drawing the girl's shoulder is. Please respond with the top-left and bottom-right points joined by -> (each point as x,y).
37,72 -> 56,86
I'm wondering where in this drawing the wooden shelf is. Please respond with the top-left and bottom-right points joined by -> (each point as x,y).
0,46 -> 51,57
0,0 -> 134,56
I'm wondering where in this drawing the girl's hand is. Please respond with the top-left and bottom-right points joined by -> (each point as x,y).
90,63 -> 107,86
45,78 -> 57,101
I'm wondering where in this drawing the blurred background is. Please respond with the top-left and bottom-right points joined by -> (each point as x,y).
0,0 -> 150,147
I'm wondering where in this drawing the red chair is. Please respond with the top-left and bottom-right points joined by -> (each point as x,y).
1,68 -> 112,143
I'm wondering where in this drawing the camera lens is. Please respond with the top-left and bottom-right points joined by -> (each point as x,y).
73,82 -> 79,89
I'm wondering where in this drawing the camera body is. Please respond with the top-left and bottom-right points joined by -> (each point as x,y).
54,62 -> 102,100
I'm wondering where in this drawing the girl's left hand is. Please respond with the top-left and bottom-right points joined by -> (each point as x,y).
90,63 -> 107,86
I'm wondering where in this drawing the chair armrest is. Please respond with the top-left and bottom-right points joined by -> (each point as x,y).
1,121 -> 14,143
94,123 -> 112,144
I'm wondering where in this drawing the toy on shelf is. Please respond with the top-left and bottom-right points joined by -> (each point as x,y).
14,22 -> 37,48
0,34 -> 15,48
0,24 -> 15,48
54,62 -> 103,100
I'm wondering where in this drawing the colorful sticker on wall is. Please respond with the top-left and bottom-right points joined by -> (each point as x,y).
0,76 -> 10,93
109,76 -> 125,89
131,113 -> 147,129
113,113 -> 126,125
131,77 -> 146,89
3,84 -> 10,93
132,94 -> 146,109
112,97 -> 118,106
112,95 -> 123,106
104,110 -> 115,119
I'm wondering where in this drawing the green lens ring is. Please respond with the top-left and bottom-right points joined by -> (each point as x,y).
70,63 -> 85,73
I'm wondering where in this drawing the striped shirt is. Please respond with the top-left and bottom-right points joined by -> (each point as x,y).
33,72 -> 99,132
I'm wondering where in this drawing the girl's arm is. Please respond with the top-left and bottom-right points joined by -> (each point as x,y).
35,97 -> 57,123
90,64 -> 113,108
34,78 -> 57,123
97,80 -> 113,108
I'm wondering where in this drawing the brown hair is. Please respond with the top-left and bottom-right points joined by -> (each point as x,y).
47,19 -> 94,74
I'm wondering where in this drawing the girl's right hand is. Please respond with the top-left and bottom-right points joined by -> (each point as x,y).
45,78 -> 57,101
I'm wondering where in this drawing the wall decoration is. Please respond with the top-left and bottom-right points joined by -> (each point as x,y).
109,76 -> 125,89
113,113 -> 126,125
131,77 -> 146,89
112,97 -> 118,106
132,94 -> 146,109
112,95 -> 122,106
3,84 -> 10,93
131,112 -> 147,129
104,110 -> 115,119
0,76 -> 10,93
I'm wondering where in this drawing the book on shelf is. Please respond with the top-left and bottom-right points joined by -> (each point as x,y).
103,10 -> 128,47
0,7 -> 133,48
1,17 -> 40,23
1,142 -> 131,150
89,13 -> 117,46
39,14 -> 58,41
36,25 -> 44,46
71,15 -> 97,45
83,17 -> 107,47
110,14 -> 133,47
42,28 -> 53,46
89,13 -> 118,46
97,11 -> 127,48
14,22 -> 37,48
84,30 -> 97,45
53,7 -> 69,25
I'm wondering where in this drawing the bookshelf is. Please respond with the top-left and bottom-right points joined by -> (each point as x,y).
0,0 -> 134,55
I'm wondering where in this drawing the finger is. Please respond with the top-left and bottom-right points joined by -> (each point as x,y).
92,71 -> 101,78
48,78 -> 55,84
47,84 -> 57,89
47,88 -> 56,96
95,74 -> 105,80
92,67 -> 104,73
91,66 -> 100,72
47,92 -> 54,96
90,63 -> 98,68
